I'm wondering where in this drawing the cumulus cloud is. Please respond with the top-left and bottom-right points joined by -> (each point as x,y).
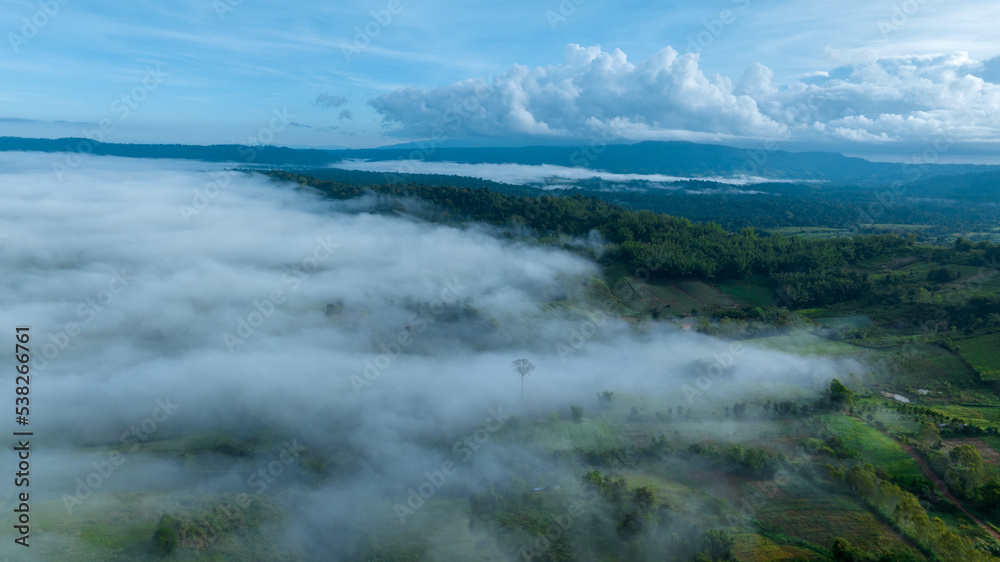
0,153 -> 859,558
370,44 -> 786,142
369,44 -> 1000,148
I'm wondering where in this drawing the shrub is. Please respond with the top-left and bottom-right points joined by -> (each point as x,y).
155,525 -> 179,554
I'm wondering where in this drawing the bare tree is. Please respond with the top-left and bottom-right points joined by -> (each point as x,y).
512,358 -> 535,404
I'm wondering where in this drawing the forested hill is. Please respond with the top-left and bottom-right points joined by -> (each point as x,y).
266,170 -> 1000,317
3,136 -> 996,185
0,136 -> 340,166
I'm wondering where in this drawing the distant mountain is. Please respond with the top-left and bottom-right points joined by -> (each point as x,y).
336,141 -> 996,185
2,136 -> 996,185
903,169 -> 1000,201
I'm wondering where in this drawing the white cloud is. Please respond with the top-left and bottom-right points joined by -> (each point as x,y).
330,159 -> 803,186
370,44 -> 1000,148
370,44 -> 787,142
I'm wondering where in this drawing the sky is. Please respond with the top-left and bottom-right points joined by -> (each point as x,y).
1,0 -> 998,158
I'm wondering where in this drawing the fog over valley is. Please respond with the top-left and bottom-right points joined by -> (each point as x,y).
0,153 -> 860,559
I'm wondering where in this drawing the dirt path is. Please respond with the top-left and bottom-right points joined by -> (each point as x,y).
901,442 -> 1000,543
849,415 -> 1000,544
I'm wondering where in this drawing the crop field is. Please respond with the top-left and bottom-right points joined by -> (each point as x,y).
959,333 -> 1000,381
927,404 -> 1000,430
745,333 -> 866,357
674,280 -> 737,308
626,278 -> 738,315
818,415 -> 923,482
718,278 -> 776,307
751,480 -> 917,557
766,227 -> 848,239
865,343 -> 984,398
813,315 -> 874,330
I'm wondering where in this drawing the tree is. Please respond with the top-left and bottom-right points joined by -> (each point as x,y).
919,422 -> 940,450
570,405 -> 584,422
154,525 -> 179,554
829,378 -> 854,409
831,537 -> 854,561
512,358 -> 535,404
632,486 -> 655,510
948,444 -> 984,497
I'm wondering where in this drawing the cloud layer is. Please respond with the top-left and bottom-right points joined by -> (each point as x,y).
0,153 -> 859,558
370,44 -> 1000,149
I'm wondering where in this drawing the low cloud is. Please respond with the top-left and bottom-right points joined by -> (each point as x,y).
0,152 -> 859,558
330,158 -> 800,186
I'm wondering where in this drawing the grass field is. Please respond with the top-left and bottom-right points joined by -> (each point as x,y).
865,343 -> 984,399
766,227 -> 849,239
819,415 -> 923,482
814,315 -> 874,330
958,333 -> 1000,381
718,276 -> 776,307
927,404 -> 1000,430
745,333 -> 867,357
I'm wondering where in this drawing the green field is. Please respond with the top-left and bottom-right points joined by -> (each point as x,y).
818,415 -> 923,482
766,227 -> 849,239
718,278 -> 776,307
746,333 -> 867,357
814,315 -> 874,330
959,333 -> 1000,381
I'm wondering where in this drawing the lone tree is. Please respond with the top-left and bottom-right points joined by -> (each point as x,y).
512,358 -> 535,404
829,378 -> 854,410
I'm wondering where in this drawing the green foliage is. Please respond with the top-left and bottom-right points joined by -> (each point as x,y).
831,537 -> 854,561
570,405 -> 584,423
696,529 -> 736,561
632,486 -> 655,511
946,444 -> 985,497
919,422 -> 940,450
829,378 -> 855,408
154,524 -> 178,554
838,463 -> 992,561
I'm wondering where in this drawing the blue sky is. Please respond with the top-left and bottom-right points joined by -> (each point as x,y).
2,0 -> 998,159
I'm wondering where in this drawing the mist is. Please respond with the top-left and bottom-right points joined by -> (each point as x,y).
329,158 -> 805,187
0,153 -> 861,559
